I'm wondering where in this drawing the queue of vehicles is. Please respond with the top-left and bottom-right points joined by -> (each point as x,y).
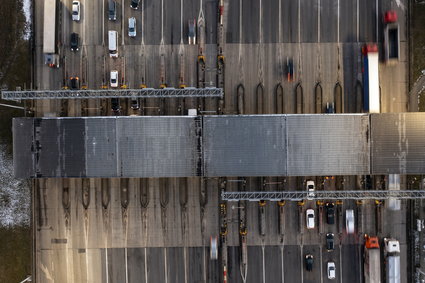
304,180 -> 346,279
62,0 -> 197,89
303,179 -> 402,281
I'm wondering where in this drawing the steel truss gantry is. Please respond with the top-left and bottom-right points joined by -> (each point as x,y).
1,87 -> 223,101
221,190 -> 425,201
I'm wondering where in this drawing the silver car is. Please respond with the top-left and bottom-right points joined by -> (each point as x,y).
210,236 -> 218,260
128,17 -> 136,37
188,19 -> 196,44
72,1 -> 80,21
327,262 -> 336,279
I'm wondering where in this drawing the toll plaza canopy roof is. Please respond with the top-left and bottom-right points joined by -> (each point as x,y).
13,113 -> 425,178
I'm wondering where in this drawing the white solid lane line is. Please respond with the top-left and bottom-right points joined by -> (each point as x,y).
122,0 -> 125,45
164,247 -> 168,283
102,0 -> 105,46
262,245 -> 266,283
161,0 -> 164,44
180,0 -> 183,44
356,0 -> 359,42
375,0 -> 378,42
144,247 -> 148,283
318,0 -> 320,43
320,245 -> 323,283
281,245 -> 284,283
337,0 -> 340,43
184,247 -> 188,283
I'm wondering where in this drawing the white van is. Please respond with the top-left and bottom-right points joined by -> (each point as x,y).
108,31 -> 118,58
306,209 -> 315,229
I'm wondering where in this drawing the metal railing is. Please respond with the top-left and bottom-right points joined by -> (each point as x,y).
221,190 -> 425,201
1,87 -> 223,101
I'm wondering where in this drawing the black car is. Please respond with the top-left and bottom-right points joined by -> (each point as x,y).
130,0 -> 140,9
286,57 -> 294,82
305,254 -> 314,271
326,202 -> 335,225
326,233 -> 334,251
69,76 -> 80,89
70,33 -> 79,51
131,98 -> 139,110
108,0 -> 117,21
365,175 -> 373,190
111,98 -> 120,113
326,102 -> 335,113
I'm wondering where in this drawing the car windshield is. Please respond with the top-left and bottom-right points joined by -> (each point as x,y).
129,27 -> 135,32
111,78 -> 116,83
189,24 -> 195,35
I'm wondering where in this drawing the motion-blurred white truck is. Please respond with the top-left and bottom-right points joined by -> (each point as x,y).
384,238 -> 401,283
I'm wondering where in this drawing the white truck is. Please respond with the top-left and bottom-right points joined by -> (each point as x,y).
43,0 -> 60,67
384,238 -> 401,283
362,44 -> 380,113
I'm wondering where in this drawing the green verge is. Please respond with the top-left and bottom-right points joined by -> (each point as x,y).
0,226 -> 31,283
412,4 -> 425,111
0,0 -> 32,282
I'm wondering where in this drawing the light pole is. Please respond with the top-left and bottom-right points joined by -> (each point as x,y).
19,275 -> 32,283
231,205 -> 245,210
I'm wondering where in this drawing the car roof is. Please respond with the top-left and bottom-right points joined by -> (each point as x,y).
346,209 -> 354,217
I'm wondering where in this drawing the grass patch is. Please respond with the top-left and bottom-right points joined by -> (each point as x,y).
0,0 -> 30,152
0,226 -> 31,282
0,0 -> 32,282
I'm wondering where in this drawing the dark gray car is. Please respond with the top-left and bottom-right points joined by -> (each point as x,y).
326,233 -> 334,251
130,0 -> 140,9
326,202 -> 335,225
111,98 -> 120,114
108,0 -> 116,21
305,254 -> 314,271
70,33 -> 79,51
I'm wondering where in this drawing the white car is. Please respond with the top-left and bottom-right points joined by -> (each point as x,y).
327,261 -> 336,279
210,236 -> 218,260
306,180 -> 315,200
110,70 -> 118,88
128,17 -> 136,37
345,209 -> 355,234
306,209 -> 315,229
72,1 -> 80,21
188,19 -> 196,44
